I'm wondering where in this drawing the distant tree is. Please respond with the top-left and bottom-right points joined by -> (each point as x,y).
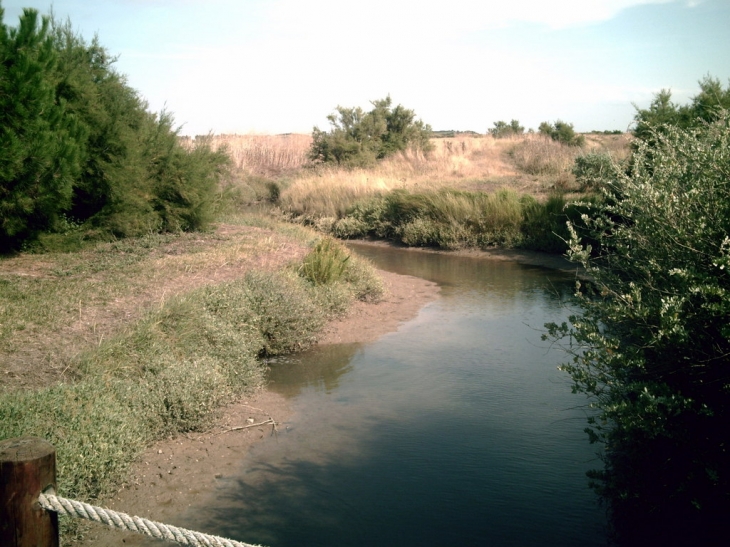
309,96 -> 432,168
0,7 -> 84,250
488,119 -> 524,138
633,76 -> 730,143
538,120 -> 585,146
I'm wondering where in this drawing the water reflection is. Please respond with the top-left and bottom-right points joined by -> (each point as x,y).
180,245 -> 606,547
266,343 -> 362,397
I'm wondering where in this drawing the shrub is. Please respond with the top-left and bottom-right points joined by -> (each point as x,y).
488,119 -> 524,138
545,114 -> 730,543
0,8 -> 84,251
572,152 -> 620,191
633,76 -> 730,143
538,120 -> 585,147
241,270 -> 324,356
309,96 -> 433,168
0,8 -> 230,250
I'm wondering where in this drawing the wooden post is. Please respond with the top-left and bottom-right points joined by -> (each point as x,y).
0,437 -> 58,547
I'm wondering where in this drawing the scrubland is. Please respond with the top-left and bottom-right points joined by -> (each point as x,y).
211,131 -> 631,251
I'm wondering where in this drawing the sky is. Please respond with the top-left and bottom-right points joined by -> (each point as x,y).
2,0 -> 728,136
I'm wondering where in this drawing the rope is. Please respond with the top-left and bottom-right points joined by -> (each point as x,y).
39,493 -> 264,547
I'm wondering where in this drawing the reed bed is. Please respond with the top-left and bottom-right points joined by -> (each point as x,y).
208,133 -> 312,175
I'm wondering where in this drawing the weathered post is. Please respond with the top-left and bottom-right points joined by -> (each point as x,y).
0,437 -> 58,547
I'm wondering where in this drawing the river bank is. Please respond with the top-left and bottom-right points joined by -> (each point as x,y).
76,268 -> 441,547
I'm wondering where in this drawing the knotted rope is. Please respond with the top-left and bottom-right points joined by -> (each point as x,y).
39,492 -> 264,547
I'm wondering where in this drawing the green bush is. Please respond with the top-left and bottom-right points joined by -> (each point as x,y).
488,119 -> 524,138
299,237 -> 351,286
572,152 -> 621,191
241,270 -> 324,356
341,254 -> 385,302
633,76 -> 730,144
545,114 -> 730,543
0,8 -> 84,251
309,96 -> 433,168
538,120 -> 585,147
0,7 -> 230,251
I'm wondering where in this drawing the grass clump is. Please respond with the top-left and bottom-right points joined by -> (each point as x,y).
508,136 -> 581,176
299,236 -> 384,304
299,237 -> 350,286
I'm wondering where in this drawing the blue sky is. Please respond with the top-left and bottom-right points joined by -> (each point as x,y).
2,0 -> 728,136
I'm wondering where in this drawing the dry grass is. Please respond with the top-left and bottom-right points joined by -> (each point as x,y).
207,133 -> 312,176
280,135 -> 525,218
583,132 -> 635,162
196,131 -> 631,219
0,225 -> 310,392
507,134 -> 583,176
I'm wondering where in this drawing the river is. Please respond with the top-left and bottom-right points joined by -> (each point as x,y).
184,244 -> 607,547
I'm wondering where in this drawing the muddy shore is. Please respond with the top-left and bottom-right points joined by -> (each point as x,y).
78,268 -> 441,546
78,244 -> 575,546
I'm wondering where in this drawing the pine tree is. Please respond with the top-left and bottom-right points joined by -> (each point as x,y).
0,6 -> 83,250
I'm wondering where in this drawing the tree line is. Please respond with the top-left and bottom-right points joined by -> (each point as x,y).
0,4 -> 228,252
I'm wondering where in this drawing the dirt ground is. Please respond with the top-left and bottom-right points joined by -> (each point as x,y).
76,268 -> 441,547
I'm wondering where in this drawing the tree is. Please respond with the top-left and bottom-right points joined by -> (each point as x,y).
546,114 -> 730,545
488,119 -> 524,138
309,96 -> 432,168
633,76 -> 730,143
0,6 -> 83,250
538,119 -> 585,146
0,5 -> 230,249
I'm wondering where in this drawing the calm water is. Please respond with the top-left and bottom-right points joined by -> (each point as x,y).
186,245 -> 607,547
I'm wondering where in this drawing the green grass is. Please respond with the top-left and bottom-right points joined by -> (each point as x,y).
0,217 -> 384,542
321,187 -> 595,253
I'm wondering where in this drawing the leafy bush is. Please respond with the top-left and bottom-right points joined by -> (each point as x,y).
0,7 -> 230,251
488,119 -> 524,138
633,76 -> 730,143
572,152 -> 621,191
309,96 -> 433,168
545,114 -> 730,543
538,120 -> 585,147
241,270 -> 325,356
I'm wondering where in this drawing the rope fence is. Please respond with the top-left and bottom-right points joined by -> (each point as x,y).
0,437 -> 266,547
39,492 -> 264,547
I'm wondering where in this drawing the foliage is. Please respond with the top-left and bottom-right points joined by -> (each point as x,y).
309,95 -> 433,168
0,6 -> 230,251
325,188 -> 582,253
0,224 -> 386,542
633,76 -> 730,143
545,115 -> 730,543
0,7 -> 84,250
299,237 -> 350,286
538,120 -> 585,147
488,119 -> 524,138
571,152 -> 624,191
240,270 -> 325,356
